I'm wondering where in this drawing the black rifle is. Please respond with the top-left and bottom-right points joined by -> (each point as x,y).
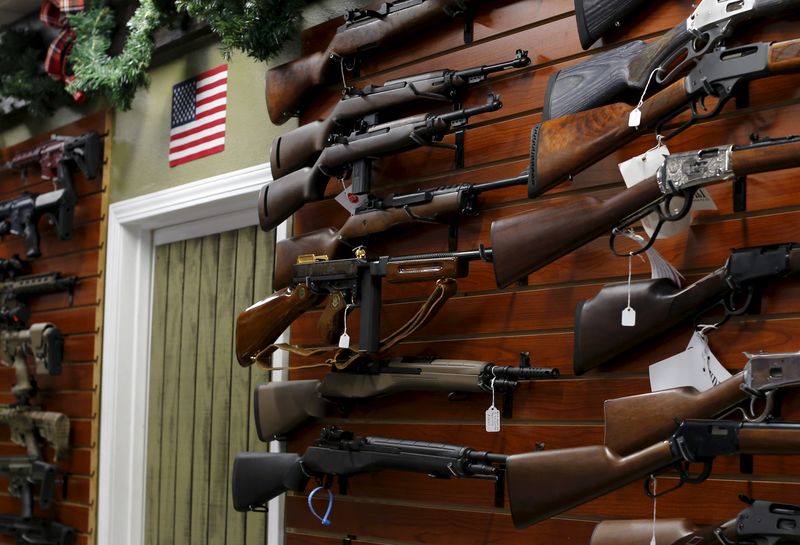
259,94 -> 502,231
0,188 -> 77,258
0,456 -> 57,518
0,270 -> 79,329
0,514 -> 74,545
232,426 -> 507,511
545,0 -> 800,120
574,243 -> 800,374
254,354 -> 558,440
271,51 -> 529,178
4,131 -> 103,186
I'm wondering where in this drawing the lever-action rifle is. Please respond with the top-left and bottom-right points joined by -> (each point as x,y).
254,355 -> 558,440
237,246 -> 493,365
507,419 -> 800,528
274,173 -> 527,289
0,514 -> 74,545
573,243 -> 800,374
529,37 -> 800,198
232,426 -> 507,511
272,51 -> 529,178
491,134 -> 800,287
549,0 -> 800,119
260,94 -> 501,232
3,131 -> 103,185
590,500 -> 800,545
266,0 -> 485,125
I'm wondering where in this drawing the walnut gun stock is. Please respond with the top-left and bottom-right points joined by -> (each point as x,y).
253,357 -> 559,440
591,519 -> 703,545
271,51 -> 529,178
259,95 -> 501,232
507,420 -> 800,528
547,0 -> 800,119
233,426 -> 506,511
491,135 -> 800,288
530,37 -> 800,198
265,0 -> 484,125
574,244 -> 800,374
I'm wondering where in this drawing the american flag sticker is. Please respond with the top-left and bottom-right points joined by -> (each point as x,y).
169,64 -> 228,167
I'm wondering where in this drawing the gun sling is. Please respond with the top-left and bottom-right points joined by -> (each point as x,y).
255,278 -> 458,370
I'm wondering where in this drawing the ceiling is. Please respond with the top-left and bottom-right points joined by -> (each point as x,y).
0,0 -> 41,26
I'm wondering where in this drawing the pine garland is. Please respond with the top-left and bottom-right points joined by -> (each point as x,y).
0,28 -> 71,117
67,0 -> 165,111
176,0 -> 306,62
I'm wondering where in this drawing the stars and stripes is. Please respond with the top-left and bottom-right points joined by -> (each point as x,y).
169,64 -> 228,167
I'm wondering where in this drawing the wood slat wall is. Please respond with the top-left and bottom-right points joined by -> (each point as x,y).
271,2 -> 800,545
144,225 -> 274,545
0,112 -> 108,545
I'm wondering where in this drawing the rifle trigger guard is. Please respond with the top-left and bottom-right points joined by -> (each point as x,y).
644,472 -> 683,498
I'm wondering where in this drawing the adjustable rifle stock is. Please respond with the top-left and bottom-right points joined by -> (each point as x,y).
265,0 -> 482,125
574,0 -> 649,50
491,135 -> 800,288
530,37 -> 800,198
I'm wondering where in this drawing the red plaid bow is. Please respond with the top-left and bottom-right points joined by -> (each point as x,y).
40,0 -> 86,101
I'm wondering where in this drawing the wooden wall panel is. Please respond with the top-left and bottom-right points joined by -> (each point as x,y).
258,2 -> 800,545
0,112 -> 107,544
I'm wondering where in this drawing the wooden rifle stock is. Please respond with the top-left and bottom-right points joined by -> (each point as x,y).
235,285 -> 323,367
590,519 -> 700,545
265,0 -> 480,125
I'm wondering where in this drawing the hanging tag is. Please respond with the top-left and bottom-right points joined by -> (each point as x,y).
338,333 -> 351,349
618,229 -> 684,287
621,306 -> 637,327
650,475 -> 657,545
649,331 -> 732,392
335,185 -> 367,214
485,405 -> 501,432
619,145 -> 670,188
628,107 -> 642,128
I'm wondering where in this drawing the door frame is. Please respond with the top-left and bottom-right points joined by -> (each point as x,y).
98,163 -> 288,545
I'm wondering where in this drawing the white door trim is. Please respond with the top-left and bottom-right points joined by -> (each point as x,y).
98,163 -> 285,545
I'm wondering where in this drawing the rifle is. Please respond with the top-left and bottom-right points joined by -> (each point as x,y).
0,324 -> 64,404
232,426 -> 507,512
0,257 -> 29,281
3,131 -> 103,185
259,94 -> 502,232
0,514 -> 74,545
573,243 -> 800,374
590,500 -> 800,545
271,51 -> 530,178
548,0 -> 800,119
265,0 -> 484,125
0,456 -> 57,517
253,355 -> 558,440
1,271 -> 79,321
0,405 -> 70,461
491,135 -> 800,288
273,173 -> 527,289
507,419 -> 800,528
0,187 -> 77,258
528,37 -> 800,198
236,246 -> 493,366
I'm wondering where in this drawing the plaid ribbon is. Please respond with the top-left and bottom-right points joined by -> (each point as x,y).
40,0 -> 86,101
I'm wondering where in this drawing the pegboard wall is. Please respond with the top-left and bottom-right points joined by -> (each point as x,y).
268,2 -> 800,545
0,112 -> 107,545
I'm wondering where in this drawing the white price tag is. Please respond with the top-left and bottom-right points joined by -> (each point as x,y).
621,306 -> 637,327
628,108 -> 642,128
335,186 -> 367,214
338,333 -> 350,349
649,332 -> 732,392
485,405 -> 501,432
619,146 -> 670,187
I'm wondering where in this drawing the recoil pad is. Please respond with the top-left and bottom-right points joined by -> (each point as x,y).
575,0 -> 648,50
232,452 -> 307,511
527,123 -> 543,198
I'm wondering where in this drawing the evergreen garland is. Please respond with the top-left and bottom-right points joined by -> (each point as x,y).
0,28 -> 71,117
67,0 -> 165,111
176,0 -> 306,62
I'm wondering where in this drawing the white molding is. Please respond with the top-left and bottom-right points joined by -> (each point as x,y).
98,163 -> 283,545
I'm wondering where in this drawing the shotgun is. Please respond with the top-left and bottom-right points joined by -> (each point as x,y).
529,37 -> 800,198
265,0 -> 484,125
253,355 -> 558,440
271,51 -> 529,178
232,426 -> 507,511
590,500 -> 800,545
507,419 -> 800,528
273,173 -> 527,289
548,0 -> 800,119
491,134 -> 800,288
260,94 -> 501,232
573,244 -> 800,374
